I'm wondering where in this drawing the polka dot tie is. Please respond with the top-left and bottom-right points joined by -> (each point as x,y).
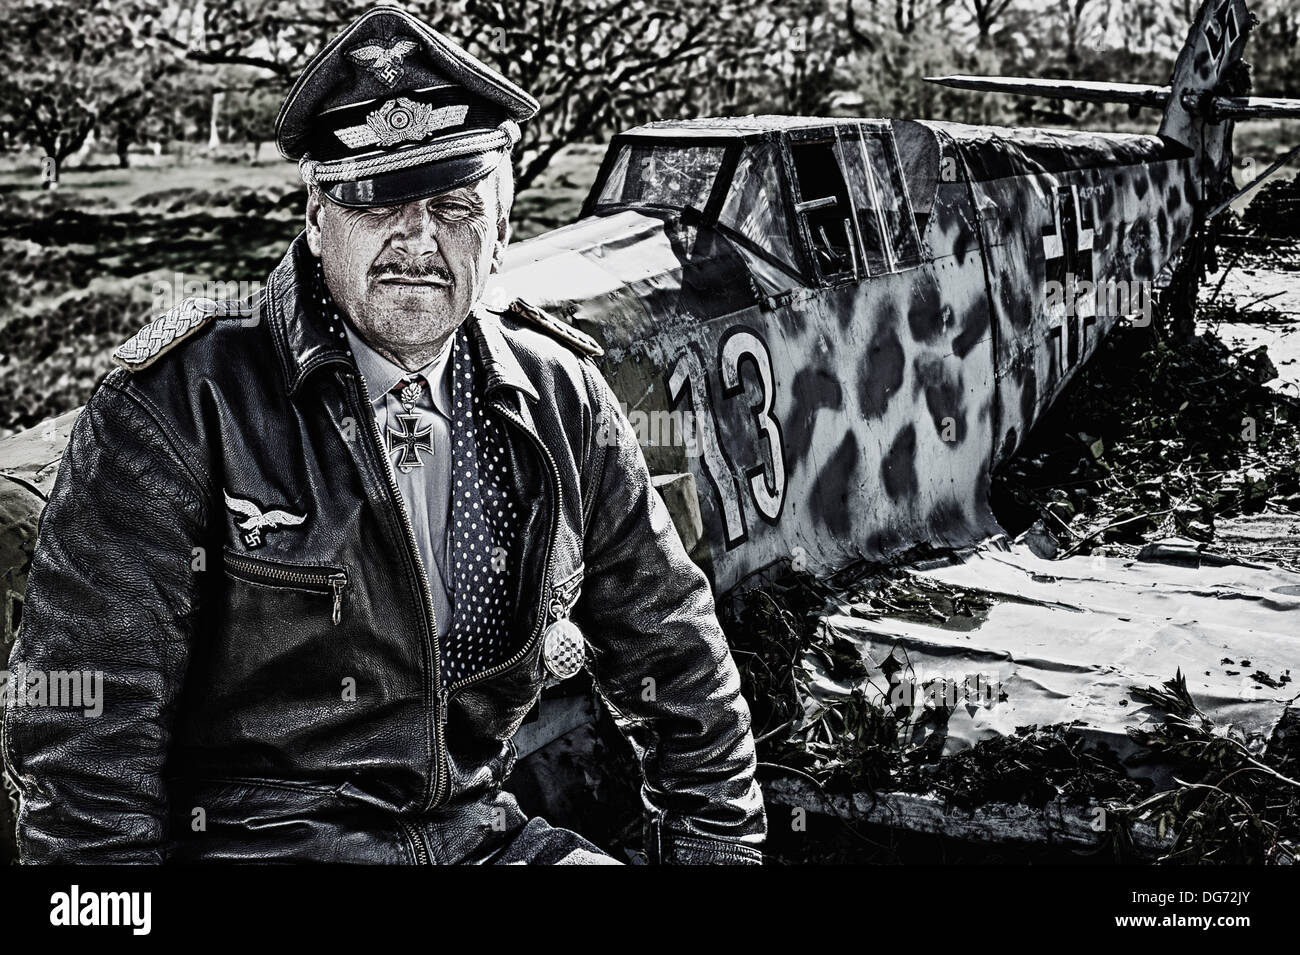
443,324 -> 521,683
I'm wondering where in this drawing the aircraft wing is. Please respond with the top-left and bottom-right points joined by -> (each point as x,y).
802,539 -> 1297,765
1211,95 -> 1300,120
763,535 -> 1300,853
926,75 -> 1172,109
928,76 -> 1300,123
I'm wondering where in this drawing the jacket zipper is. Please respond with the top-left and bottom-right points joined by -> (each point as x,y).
437,398 -> 562,708
222,550 -> 349,626
346,370 -> 448,835
397,818 -> 431,865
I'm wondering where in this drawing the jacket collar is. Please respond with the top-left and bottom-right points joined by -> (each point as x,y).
269,232 -> 539,403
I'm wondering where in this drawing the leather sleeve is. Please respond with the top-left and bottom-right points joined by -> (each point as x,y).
573,360 -> 766,865
2,373 -> 208,863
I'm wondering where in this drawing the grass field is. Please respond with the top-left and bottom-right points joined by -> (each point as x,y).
0,155 -> 300,205
0,142 -> 605,236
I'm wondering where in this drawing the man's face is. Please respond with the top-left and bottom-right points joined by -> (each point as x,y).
305,165 -> 510,366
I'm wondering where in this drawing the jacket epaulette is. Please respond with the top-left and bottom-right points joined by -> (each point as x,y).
111,299 -> 219,372
111,296 -> 260,372
492,297 -> 604,360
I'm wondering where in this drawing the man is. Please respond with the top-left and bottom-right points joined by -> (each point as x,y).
1,4 -> 765,864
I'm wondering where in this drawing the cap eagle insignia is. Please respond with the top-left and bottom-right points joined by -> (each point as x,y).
347,37 -> 419,87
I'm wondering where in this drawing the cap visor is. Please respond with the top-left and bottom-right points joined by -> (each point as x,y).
322,149 -> 503,207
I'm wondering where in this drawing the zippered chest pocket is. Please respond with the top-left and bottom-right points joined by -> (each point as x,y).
222,547 -> 350,626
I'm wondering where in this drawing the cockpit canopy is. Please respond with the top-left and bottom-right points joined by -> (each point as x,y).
583,117 -> 938,296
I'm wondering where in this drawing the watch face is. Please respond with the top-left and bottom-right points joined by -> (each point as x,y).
541,618 -> 586,680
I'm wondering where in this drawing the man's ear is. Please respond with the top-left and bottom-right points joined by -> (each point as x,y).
491,213 -> 511,273
305,186 -> 325,257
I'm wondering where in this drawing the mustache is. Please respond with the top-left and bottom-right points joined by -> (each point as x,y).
370,259 -> 453,282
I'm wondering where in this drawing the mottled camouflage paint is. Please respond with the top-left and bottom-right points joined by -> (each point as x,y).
943,124 -> 1200,468
1161,0 -> 1250,159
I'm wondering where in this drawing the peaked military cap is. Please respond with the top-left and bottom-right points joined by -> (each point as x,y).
276,4 -> 539,207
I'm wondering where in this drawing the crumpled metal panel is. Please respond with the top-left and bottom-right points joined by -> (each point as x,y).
812,540 -> 1298,780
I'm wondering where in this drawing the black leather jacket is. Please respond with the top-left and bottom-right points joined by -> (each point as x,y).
1,233 -> 766,864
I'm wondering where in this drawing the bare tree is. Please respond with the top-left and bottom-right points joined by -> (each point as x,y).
1057,0 -> 1111,67
964,0 -> 1018,46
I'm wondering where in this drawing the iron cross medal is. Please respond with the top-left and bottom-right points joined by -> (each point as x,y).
385,378 -> 433,473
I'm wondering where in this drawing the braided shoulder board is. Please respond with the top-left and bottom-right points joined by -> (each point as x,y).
111,298 -> 219,371
500,297 -> 603,359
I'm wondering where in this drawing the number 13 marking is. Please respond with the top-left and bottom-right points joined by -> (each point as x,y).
666,327 -> 787,549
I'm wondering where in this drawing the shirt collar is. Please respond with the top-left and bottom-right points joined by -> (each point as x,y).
343,320 -> 455,418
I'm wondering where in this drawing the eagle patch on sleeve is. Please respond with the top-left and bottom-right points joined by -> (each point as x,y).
496,297 -> 604,359
111,298 -> 220,371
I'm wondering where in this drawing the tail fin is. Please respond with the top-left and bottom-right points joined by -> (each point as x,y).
1159,0 -> 1250,150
